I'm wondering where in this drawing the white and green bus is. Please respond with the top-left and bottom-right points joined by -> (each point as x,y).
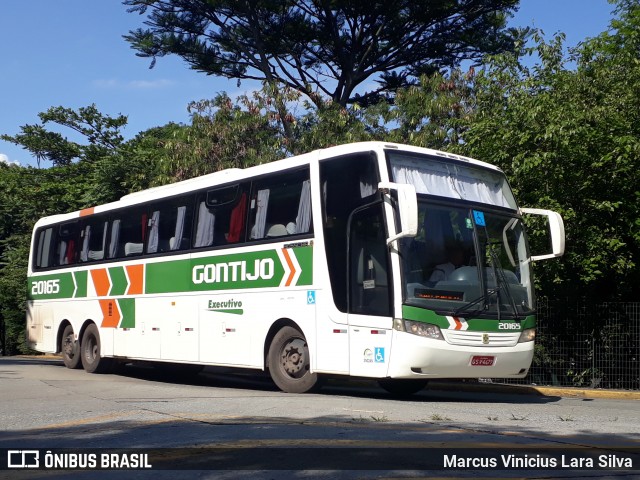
26,142 -> 564,394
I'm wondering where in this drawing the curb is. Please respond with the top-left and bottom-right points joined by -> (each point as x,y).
427,380 -> 640,400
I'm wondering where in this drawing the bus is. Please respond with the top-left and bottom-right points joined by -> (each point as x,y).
26,142 -> 564,394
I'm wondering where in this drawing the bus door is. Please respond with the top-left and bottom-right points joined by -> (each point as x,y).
346,203 -> 393,377
319,152 -> 393,377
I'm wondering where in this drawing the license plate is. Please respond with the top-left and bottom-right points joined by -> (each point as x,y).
471,355 -> 495,366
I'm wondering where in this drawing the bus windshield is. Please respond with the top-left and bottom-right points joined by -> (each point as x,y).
399,200 -> 534,319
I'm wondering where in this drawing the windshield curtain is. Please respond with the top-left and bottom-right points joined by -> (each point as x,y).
389,152 -> 517,209
400,201 -> 534,319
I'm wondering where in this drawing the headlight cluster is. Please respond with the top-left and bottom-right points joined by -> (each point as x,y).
394,318 -> 444,340
518,328 -> 536,343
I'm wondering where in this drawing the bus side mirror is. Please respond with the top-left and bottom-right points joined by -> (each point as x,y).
520,208 -> 565,261
378,182 -> 418,245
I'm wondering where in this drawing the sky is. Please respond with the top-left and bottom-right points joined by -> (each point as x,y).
0,1 -> 616,167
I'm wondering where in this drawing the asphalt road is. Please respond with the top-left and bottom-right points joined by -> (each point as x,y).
1,356 -> 639,479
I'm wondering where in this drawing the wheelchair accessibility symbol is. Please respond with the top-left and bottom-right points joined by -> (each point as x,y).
374,347 -> 385,363
307,291 -> 316,305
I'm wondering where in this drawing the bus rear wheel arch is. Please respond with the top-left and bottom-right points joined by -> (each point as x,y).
267,325 -> 318,393
80,323 -> 114,374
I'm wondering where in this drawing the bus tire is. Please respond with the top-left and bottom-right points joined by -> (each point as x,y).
80,323 -> 113,374
268,326 -> 317,393
61,324 -> 82,369
378,378 -> 428,396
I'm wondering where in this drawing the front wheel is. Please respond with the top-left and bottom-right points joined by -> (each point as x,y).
61,324 -> 81,369
378,378 -> 428,396
268,326 -> 318,393
80,323 -> 113,374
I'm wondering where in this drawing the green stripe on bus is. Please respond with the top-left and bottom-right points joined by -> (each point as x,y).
109,266 -> 128,296
28,246 -> 314,299
118,298 -> 136,328
28,273 -> 75,300
402,305 -> 536,332
73,271 -> 87,298
145,247 -> 313,294
292,247 -> 313,286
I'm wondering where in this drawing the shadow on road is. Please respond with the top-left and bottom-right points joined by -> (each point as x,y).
2,355 -> 562,405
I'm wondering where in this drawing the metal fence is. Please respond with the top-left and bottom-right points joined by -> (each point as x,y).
499,298 -> 640,390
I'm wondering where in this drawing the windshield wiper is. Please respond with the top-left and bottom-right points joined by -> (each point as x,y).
452,288 -> 497,317
487,247 -> 521,321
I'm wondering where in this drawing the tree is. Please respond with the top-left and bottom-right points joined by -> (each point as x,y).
1,105 -> 128,168
154,89 -> 289,183
456,3 -> 640,299
0,105 -> 158,205
123,0 -> 524,108
0,161 -> 92,354
369,0 -> 639,300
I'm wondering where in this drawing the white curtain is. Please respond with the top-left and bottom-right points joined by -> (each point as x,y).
80,226 -> 91,262
147,211 -> 160,253
391,159 -> 516,209
58,241 -> 68,265
295,180 -> 312,233
194,202 -> 215,247
252,189 -> 270,239
359,180 -> 375,198
108,220 -> 120,258
172,206 -> 186,250
97,222 -> 108,259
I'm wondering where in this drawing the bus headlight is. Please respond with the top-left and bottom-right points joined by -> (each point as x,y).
518,328 -> 536,343
395,319 -> 444,340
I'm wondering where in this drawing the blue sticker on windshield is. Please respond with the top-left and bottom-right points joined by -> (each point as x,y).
473,210 -> 486,226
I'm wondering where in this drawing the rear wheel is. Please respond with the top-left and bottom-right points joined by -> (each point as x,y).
268,326 -> 317,393
80,323 -> 113,374
61,324 -> 81,369
378,378 -> 428,396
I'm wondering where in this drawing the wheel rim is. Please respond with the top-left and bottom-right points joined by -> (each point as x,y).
63,334 -> 75,359
85,334 -> 97,364
279,338 -> 308,379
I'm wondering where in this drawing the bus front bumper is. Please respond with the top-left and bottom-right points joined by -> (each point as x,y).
386,330 -> 534,379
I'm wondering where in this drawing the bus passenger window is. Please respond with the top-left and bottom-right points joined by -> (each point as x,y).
108,210 -> 146,258
248,170 -> 312,241
194,184 -> 247,249
55,222 -> 79,266
34,227 -> 55,269
80,218 -> 108,262
146,200 -> 193,254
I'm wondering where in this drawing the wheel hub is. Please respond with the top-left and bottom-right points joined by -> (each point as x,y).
281,339 -> 306,376
63,335 -> 75,356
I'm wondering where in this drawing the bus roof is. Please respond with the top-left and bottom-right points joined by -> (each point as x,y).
32,142 -> 504,228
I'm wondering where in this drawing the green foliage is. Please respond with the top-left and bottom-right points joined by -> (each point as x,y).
0,106 -> 138,354
340,0 -> 638,300
458,9 -> 640,298
385,69 -> 477,150
0,162 -> 91,354
1,104 -> 127,167
154,89 -> 288,184
0,233 -> 31,354
123,0 -> 523,107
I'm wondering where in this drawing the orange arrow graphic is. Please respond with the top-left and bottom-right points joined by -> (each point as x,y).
99,299 -> 121,328
90,269 -> 111,297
